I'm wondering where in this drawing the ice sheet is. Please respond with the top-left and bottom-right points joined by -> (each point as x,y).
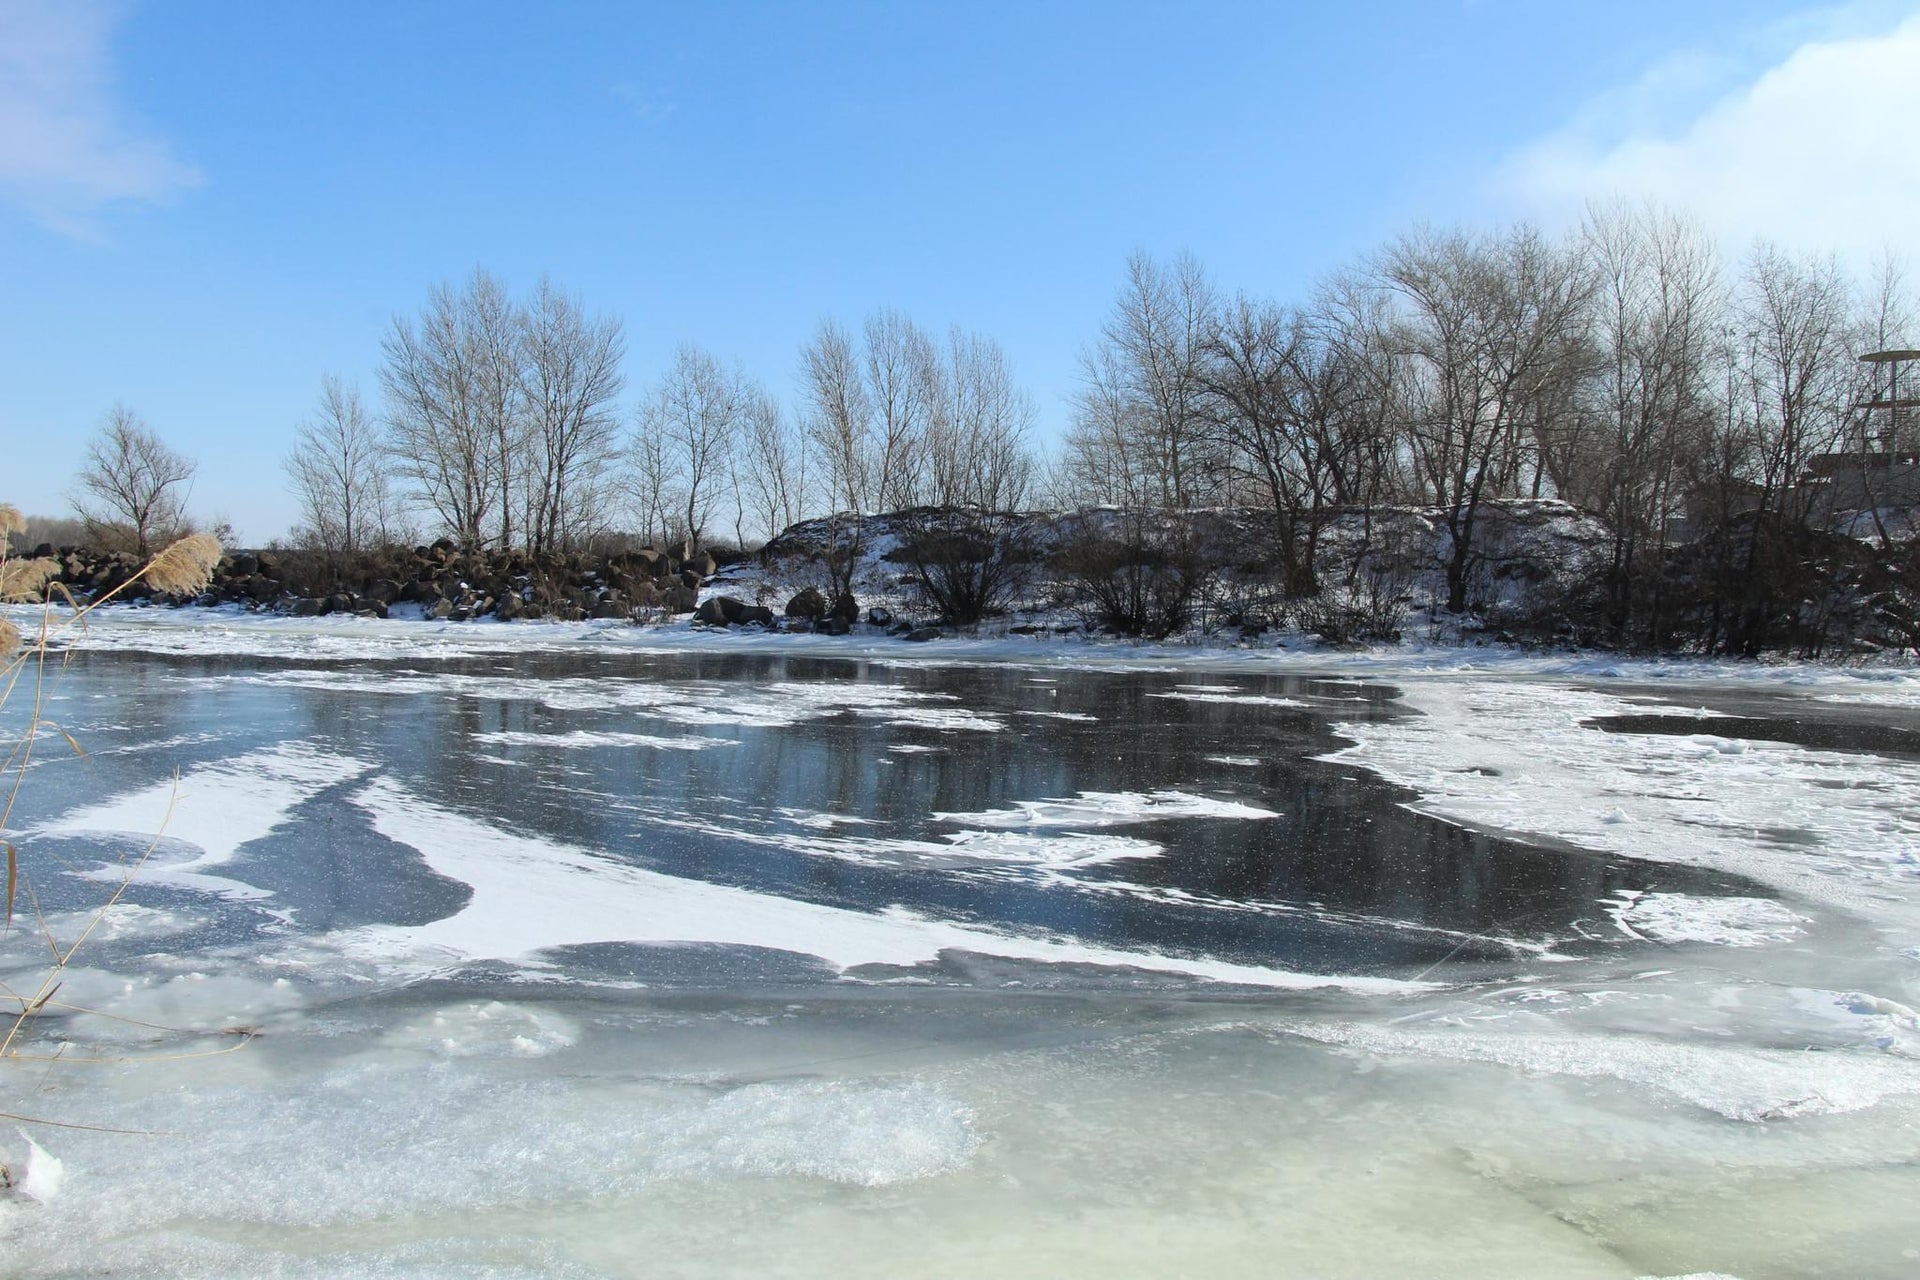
1321,680 -> 1920,910
338,778 -> 1422,992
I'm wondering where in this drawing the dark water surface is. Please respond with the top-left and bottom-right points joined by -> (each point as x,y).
14,650 -> 1757,986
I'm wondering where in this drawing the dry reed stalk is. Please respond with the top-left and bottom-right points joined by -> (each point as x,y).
143,533 -> 222,595
0,558 -> 59,603
2,510 -> 236,1168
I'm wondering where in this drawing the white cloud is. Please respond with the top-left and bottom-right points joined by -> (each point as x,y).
0,0 -> 200,235
1502,10 -> 1920,261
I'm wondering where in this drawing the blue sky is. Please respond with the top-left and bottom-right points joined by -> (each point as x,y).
4,0 -> 1918,542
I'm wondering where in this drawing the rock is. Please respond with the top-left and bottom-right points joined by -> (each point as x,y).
685,551 -> 718,579
664,583 -> 698,614
426,598 -> 454,620
830,593 -> 860,624
903,627 -> 941,642
818,616 -> 850,636
785,587 -> 827,619
229,553 -> 259,577
590,600 -> 628,619
694,595 -> 752,626
326,593 -> 356,615
737,604 -> 776,627
867,606 -> 893,628
290,597 -> 325,617
494,593 -> 521,621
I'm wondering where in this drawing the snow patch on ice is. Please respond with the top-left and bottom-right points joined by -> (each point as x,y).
1322,680 -> 1920,909
1604,891 -> 1806,947
935,790 -> 1280,830
42,742 -> 372,899
472,729 -> 735,751
1150,690 -> 1307,708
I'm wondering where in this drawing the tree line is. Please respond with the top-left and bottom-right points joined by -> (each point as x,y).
34,204 -> 1918,655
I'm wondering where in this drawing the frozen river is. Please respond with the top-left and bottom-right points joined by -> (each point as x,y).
4,614 -> 1920,1278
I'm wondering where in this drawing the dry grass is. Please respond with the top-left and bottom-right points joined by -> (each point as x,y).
144,533 -> 221,596
3,520 -> 242,1180
0,504 -> 24,538
1,557 -> 60,603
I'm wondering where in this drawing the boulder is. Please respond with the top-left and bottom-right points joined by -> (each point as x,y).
903,627 -> 941,642
290,597 -> 326,617
867,606 -> 894,628
818,616 -> 851,636
663,583 -> 698,614
785,587 -> 827,619
426,598 -> 454,620
694,595 -> 749,626
830,593 -> 860,624
737,604 -> 776,627
685,551 -> 718,579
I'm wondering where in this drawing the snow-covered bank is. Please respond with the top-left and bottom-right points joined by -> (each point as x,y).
11,601 -> 1920,698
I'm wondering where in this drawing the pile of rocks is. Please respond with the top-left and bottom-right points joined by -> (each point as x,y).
10,539 -> 724,623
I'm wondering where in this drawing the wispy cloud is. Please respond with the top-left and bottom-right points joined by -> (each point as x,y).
1499,8 -> 1920,261
0,0 -> 201,236
610,81 -> 678,126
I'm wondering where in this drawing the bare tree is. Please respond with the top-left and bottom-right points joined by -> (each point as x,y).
1578,204 -> 1723,639
738,387 -> 808,543
862,309 -> 939,511
800,319 -> 875,517
638,346 -> 747,554
285,375 -> 397,559
924,327 -> 1037,511
381,280 -> 495,548
1198,296 -> 1382,595
1370,225 -> 1596,613
74,406 -> 196,557
1062,251 -> 1218,508
519,277 -> 626,555
629,429 -> 679,550
463,269 -> 527,549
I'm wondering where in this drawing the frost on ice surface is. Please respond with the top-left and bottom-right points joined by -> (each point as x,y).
1604,891 -> 1806,947
471,729 -> 735,751
934,790 -> 1280,829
